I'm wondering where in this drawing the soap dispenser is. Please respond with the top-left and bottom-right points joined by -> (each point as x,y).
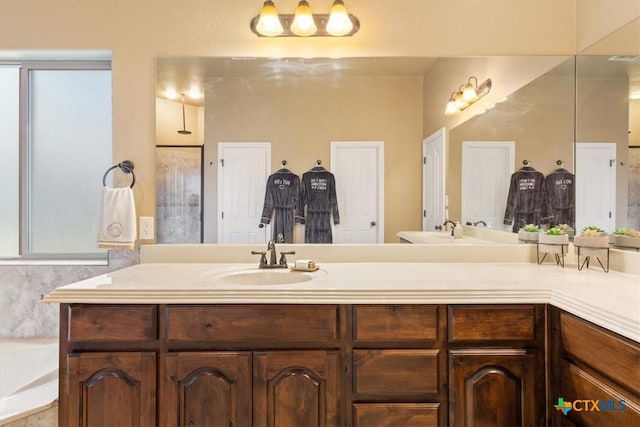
453,222 -> 463,239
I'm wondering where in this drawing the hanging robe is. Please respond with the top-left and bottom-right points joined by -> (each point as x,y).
260,169 -> 300,243
297,166 -> 340,243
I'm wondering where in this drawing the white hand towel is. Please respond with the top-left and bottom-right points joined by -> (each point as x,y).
97,187 -> 137,249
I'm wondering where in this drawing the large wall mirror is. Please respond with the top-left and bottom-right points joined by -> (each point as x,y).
155,18 -> 638,244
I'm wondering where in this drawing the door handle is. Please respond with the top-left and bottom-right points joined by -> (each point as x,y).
370,221 -> 376,227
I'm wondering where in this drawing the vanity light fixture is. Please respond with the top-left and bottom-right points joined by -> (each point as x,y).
251,0 -> 360,37
445,76 -> 492,115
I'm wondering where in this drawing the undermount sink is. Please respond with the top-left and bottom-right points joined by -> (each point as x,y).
213,269 -> 316,285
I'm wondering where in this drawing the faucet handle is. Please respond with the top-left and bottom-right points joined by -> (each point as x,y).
251,251 -> 267,267
279,251 -> 295,267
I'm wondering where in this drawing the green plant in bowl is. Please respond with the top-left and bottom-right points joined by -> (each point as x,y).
545,227 -> 565,235
523,224 -> 540,232
614,228 -> 629,235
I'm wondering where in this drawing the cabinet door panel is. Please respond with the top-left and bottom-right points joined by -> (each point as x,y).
353,403 -> 439,427
559,311 -> 640,394
253,350 -> 340,427
66,352 -> 156,427
449,350 -> 538,427
558,360 -> 640,427
160,352 -> 252,427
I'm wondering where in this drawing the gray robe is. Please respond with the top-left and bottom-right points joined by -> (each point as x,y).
503,166 -> 550,232
543,168 -> 575,227
260,169 -> 300,243
297,167 -> 340,243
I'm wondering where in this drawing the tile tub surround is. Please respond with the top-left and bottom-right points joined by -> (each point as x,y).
43,261 -> 640,343
0,250 -> 139,338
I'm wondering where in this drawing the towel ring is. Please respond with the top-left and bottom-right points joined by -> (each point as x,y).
103,160 -> 135,188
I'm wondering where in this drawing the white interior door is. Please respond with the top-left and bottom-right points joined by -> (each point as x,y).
462,141 -> 515,229
575,142 -> 616,233
217,142 -> 270,243
331,141 -> 384,243
423,128 -> 446,231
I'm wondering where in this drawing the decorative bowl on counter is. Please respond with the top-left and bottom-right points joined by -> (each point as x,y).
518,224 -> 540,243
613,228 -> 640,250
573,226 -> 609,250
538,229 -> 569,254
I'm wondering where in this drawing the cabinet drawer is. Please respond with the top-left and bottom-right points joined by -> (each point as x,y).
67,305 -> 157,342
353,305 -> 439,345
166,305 -> 339,346
353,349 -> 439,399
559,311 -> 640,395
449,305 -> 536,343
353,403 -> 439,427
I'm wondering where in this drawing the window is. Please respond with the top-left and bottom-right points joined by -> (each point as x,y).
0,59 -> 112,260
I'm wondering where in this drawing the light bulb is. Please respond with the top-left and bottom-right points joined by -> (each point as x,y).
462,83 -> 477,101
165,88 -> 177,100
290,0 -> 317,36
256,0 -> 283,37
444,99 -> 458,115
454,91 -> 468,109
326,0 -> 353,36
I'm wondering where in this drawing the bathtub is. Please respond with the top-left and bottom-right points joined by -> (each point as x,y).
0,339 -> 58,425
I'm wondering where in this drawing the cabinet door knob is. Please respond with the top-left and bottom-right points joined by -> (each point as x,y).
370,221 -> 376,227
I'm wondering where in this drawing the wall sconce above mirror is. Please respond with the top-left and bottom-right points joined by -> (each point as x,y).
445,76 -> 492,115
251,0 -> 360,37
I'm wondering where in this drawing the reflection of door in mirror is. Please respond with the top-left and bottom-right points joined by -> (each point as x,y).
422,128 -> 445,231
461,142 -> 515,229
155,145 -> 203,244
331,141 -> 384,244
217,143 -> 270,244
575,143 -> 617,233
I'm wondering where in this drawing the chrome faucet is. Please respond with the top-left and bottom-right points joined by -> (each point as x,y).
443,220 -> 456,236
252,240 -> 295,269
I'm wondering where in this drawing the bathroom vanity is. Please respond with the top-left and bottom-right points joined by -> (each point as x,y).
44,254 -> 640,427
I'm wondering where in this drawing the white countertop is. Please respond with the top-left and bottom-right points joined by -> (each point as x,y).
43,262 -> 640,343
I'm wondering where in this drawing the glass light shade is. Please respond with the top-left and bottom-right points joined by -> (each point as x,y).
290,1 -> 317,36
454,92 -> 468,109
462,83 -> 477,101
444,99 -> 458,115
326,0 -> 353,36
256,1 -> 283,36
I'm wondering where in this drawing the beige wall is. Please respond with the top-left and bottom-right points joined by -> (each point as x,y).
204,75 -> 423,242
1,0 -> 637,228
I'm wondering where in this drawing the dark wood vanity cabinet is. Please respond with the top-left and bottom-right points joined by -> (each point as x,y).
59,302 -> 638,426
61,304 -> 342,427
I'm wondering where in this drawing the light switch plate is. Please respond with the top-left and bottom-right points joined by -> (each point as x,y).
139,216 -> 154,240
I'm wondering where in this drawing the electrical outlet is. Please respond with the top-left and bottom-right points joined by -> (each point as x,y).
139,216 -> 154,240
